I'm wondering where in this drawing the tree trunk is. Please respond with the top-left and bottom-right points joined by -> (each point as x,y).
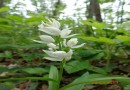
85,0 -> 102,35
88,0 -> 102,22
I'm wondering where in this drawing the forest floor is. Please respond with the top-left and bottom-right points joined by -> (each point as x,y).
0,55 -> 130,90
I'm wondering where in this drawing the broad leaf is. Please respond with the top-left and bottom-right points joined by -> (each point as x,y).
65,60 -> 107,74
98,37 -> 115,44
116,35 -> 130,42
61,72 -> 89,90
78,35 -> 115,44
7,15 -> 23,22
64,60 -> 89,74
0,7 -> 9,12
60,74 -> 130,90
22,67 -> 49,74
82,19 -> 105,29
49,65 -> 59,90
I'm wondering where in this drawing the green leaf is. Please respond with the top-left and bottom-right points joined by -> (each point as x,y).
98,37 -> 115,44
78,35 -> 115,44
49,65 -> 59,90
0,7 -> 9,12
60,74 -> 130,90
76,49 -> 98,59
82,19 -> 105,29
7,15 -> 23,22
0,18 -> 8,22
92,52 -> 105,60
0,24 -> 13,30
22,67 -> 49,74
86,64 -> 107,75
62,72 -> 89,90
26,17 -> 42,22
65,60 -> 107,75
77,35 -> 99,42
0,76 -> 54,81
64,60 -> 88,74
116,35 -> 130,42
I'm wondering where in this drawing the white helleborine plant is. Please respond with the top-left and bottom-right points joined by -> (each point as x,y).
34,18 -> 85,61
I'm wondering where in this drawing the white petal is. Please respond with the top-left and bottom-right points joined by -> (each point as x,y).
43,50 -> 66,58
51,18 -> 60,29
48,48 -> 53,51
44,49 -> 73,61
53,51 -> 67,58
47,43 -> 58,49
38,22 -> 44,30
43,50 -> 54,57
65,49 -> 73,61
60,29 -> 71,38
32,40 -> 46,44
44,57 -> 63,61
71,43 -> 86,48
67,38 -> 78,47
39,35 -> 55,43
38,19 -> 61,36
39,27 -> 61,36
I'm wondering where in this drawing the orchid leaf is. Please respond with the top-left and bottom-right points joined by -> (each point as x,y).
49,65 -> 59,90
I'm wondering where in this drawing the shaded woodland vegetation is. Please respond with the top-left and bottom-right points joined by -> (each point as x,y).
0,0 -> 130,90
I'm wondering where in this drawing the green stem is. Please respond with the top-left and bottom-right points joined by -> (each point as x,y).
57,36 -> 66,89
58,36 -> 62,50
58,59 -> 66,89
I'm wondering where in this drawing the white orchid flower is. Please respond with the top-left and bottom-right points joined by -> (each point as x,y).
60,29 -> 77,38
60,29 -> 71,38
39,35 -> 55,43
47,43 -> 58,50
49,18 -> 61,29
43,50 -> 67,61
66,38 -> 85,48
39,26 -> 61,36
33,35 -> 55,44
39,19 -> 60,29
38,19 -> 61,36
43,49 -> 73,61
67,38 -> 78,47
